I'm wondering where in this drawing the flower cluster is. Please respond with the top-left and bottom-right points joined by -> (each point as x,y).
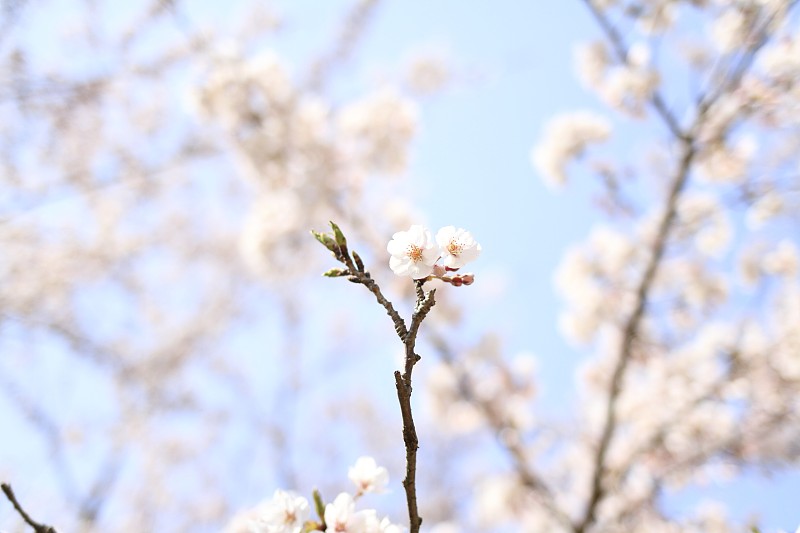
191,49 -> 421,282
387,225 -> 481,281
224,457 -> 401,533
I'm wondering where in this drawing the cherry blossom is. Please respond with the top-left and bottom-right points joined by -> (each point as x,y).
324,493 -> 379,533
531,111 -> 612,187
378,517 -> 406,533
348,456 -> 389,495
251,490 -> 309,533
387,225 -> 439,278
435,226 -> 482,269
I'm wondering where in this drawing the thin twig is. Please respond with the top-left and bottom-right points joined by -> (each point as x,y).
1,483 -> 58,533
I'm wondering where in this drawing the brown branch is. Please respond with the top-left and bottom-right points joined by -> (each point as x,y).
339,270 -> 430,533
391,281 -> 433,533
393,367 -> 421,533
575,7 -> 694,531
1,483 -> 58,533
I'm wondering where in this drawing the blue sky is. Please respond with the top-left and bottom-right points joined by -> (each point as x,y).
2,1 -> 799,531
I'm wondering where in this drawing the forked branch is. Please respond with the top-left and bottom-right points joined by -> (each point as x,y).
314,222 -> 432,533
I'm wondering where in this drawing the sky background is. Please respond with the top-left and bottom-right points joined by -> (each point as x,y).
1,1 -> 799,531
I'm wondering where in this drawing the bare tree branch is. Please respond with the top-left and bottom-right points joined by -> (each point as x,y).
76,452 -> 124,527
575,136 -> 695,533
430,333 -> 574,530
1,483 -> 58,533
573,2 -> 799,531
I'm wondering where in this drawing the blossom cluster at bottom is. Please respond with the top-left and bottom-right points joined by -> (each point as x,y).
223,457 -> 404,533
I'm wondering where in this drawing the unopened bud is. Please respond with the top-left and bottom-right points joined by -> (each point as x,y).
450,276 -> 463,287
461,273 -> 475,285
352,250 -> 365,272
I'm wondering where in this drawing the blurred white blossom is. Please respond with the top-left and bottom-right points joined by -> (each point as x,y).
531,111 -> 612,187
338,88 -> 419,175
250,490 -> 310,533
348,456 -> 389,495
710,8 -> 747,52
324,493 -> 379,533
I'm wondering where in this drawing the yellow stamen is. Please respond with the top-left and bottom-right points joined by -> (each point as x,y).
447,240 -> 463,256
406,244 -> 423,262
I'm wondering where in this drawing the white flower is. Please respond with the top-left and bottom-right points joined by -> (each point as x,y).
760,38 -> 800,80
762,240 -> 799,277
428,523 -> 460,533
324,493 -> 378,533
348,456 -> 389,494
379,517 -> 406,533
709,8 -> 746,53
405,54 -> 450,95
599,65 -> 658,116
252,490 -> 310,533
746,190 -> 784,229
574,41 -> 610,88
338,88 -> 418,174
531,111 -> 612,187
387,225 -> 439,278
435,226 -> 481,269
